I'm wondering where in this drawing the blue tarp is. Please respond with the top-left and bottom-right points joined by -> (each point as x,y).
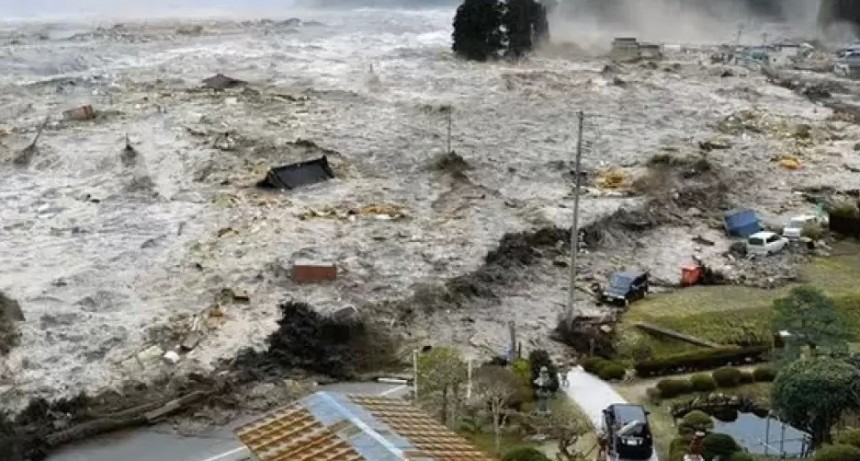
724,208 -> 762,238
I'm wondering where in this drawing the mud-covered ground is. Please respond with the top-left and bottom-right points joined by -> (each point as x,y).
1,10 -> 859,414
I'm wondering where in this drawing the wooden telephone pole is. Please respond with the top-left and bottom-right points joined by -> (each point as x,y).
566,111 -> 585,321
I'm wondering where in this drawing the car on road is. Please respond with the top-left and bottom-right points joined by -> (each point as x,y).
746,231 -> 788,256
602,404 -> 654,460
599,271 -> 649,307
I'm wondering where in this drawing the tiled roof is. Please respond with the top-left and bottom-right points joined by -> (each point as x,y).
234,392 -> 496,461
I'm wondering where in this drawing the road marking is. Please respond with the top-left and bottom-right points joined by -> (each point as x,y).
197,446 -> 248,461
378,384 -> 407,397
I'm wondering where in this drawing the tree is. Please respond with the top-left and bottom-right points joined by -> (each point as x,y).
416,347 -> 467,425
772,286 -> 850,362
529,399 -> 588,461
474,365 -> 525,454
502,0 -> 549,58
528,349 -> 559,392
772,356 -> 859,447
452,0 -> 504,61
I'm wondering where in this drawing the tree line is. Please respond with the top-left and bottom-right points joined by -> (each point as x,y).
452,0 -> 553,61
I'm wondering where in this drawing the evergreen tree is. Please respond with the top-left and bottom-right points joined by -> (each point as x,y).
452,0 -> 504,61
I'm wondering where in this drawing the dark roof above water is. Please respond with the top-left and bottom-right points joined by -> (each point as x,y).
202,73 -> 247,90
257,156 -> 335,190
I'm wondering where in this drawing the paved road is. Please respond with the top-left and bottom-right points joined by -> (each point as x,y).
47,381 -> 409,461
564,367 -> 659,461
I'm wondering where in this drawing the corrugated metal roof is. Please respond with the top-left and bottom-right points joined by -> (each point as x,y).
234,392 -> 495,461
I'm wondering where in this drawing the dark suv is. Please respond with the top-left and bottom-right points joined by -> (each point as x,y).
599,271 -> 649,307
603,404 -> 653,460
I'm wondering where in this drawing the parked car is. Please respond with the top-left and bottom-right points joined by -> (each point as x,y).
782,215 -> 826,240
746,231 -> 788,256
602,404 -> 654,461
599,271 -> 649,307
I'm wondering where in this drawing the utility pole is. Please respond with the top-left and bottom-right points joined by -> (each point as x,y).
567,111 -> 584,321
412,349 -> 419,400
446,109 -> 452,153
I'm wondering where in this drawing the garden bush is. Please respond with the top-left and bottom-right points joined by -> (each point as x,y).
657,378 -> 694,398
679,410 -> 715,436
634,346 -> 769,378
812,444 -> 860,461
503,446 -> 553,461
690,373 -> 718,392
598,362 -> 626,381
646,387 -> 662,405
670,437 -> 692,461
739,370 -> 754,384
582,357 -> 607,374
712,367 -> 742,388
752,365 -> 776,382
728,451 -> 755,461
838,429 -> 860,449
702,433 -> 741,461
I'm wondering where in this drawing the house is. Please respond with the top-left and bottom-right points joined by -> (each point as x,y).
639,43 -> 663,60
234,391 -> 496,461
611,37 -> 641,61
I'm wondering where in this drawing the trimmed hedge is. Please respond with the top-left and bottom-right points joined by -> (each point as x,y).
670,437 -> 692,461
713,367 -> 742,388
752,365 -> 776,382
598,363 -> 627,381
634,346 -> 769,378
812,444 -> 860,461
702,433 -> 741,461
657,378 -> 694,398
690,373 -> 718,392
679,410 -> 714,436
838,429 -> 860,449
582,357 -> 607,374
503,446 -> 553,461
739,370 -> 755,384
646,387 -> 662,404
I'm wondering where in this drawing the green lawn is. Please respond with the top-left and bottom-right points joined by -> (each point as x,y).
617,242 -> 860,358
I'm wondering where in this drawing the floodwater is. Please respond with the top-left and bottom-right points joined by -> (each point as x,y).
713,412 -> 811,457
2,7 -> 858,413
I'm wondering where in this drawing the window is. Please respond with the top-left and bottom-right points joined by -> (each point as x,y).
748,237 -> 764,246
767,234 -> 781,244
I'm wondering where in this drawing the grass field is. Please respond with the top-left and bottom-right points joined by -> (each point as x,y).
616,242 -> 860,359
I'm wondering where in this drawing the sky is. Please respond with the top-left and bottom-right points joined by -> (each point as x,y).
0,0 -> 458,19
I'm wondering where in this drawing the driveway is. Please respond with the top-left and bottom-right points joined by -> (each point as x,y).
564,367 -> 660,461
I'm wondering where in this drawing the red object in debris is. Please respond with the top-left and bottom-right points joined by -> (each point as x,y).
292,261 -> 337,284
63,105 -> 96,121
681,265 -> 704,287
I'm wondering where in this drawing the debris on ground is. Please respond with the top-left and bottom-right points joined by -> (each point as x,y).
13,116 -> 48,166
0,291 -> 23,356
432,150 -> 470,178
553,314 -> 617,357
595,169 -> 629,190
292,260 -> 338,284
120,134 -> 138,167
774,155 -> 802,170
297,204 -> 408,221
62,105 -> 96,121
202,73 -> 247,90
699,136 -> 732,151
257,156 -> 335,190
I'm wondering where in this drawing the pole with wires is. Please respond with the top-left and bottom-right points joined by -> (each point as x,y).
567,111 -> 585,321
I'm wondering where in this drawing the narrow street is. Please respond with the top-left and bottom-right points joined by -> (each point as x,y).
565,367 -> 660,461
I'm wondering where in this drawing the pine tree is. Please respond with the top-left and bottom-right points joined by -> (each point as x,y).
452,0 -> 505,61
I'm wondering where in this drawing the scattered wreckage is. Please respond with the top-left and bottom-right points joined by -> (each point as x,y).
257,156 -> 336,190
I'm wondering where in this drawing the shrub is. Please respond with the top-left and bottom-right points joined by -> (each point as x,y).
657,378 -> 694,398
753,365 -> 776,382
634,346 -> 770,378
729,451 -> 755,461
702,433 -> 741,461
802,222 -> 826,240
679,410 -> 715,436
503,446 -> 553,461
838,429 -> 860,449
713,367 -> 742,388
670,437 -> 692,461
582,357 -> 607,375
512,358 -> 532,386
812,444 -> 860,461
646,387 -> 662,404
528,349 -> 559,392
739,370 -> 755,384
690,373 -> 718,392
598,363 -> 626,381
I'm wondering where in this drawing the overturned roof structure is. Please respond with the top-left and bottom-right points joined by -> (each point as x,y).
257,156 -> 335,190
202,73 -> 247,90
235,392 -> 495,461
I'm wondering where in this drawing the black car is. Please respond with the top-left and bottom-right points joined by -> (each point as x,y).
600,271 -> 649,307
603,404 -> 654,460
